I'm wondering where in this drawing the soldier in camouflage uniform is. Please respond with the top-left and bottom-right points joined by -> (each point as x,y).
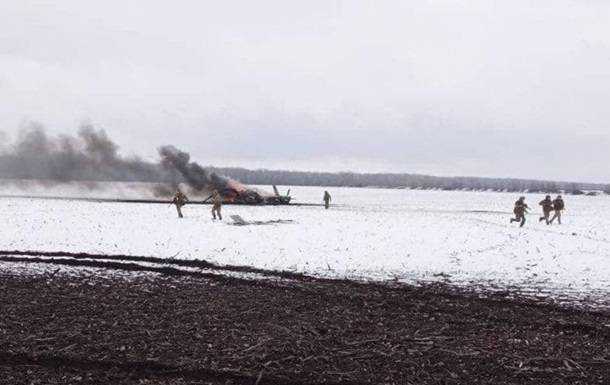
172,190 -> 189,218
549,195 -> 565,225
211,189 -> 223,220
510,196 -> 529,227
323,191 -> 332,210
538,195 -> 554,225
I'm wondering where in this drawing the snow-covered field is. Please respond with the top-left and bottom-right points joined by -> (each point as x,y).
1,185 -> 609,304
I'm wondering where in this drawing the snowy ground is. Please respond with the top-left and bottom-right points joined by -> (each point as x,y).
1,185 -> 609,305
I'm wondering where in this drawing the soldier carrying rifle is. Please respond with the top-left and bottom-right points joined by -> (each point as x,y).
204,189 -> 223,220
172,189 -> 189,218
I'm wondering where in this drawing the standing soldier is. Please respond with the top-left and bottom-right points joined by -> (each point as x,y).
538,195 -> 554,225
549,195 -> 565,224
172,189 -> 189,218
211,189 -> 223,220
323,191 -> 332,209
510,196 -> 529,227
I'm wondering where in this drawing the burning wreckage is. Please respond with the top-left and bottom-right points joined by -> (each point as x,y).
204,180 -> 292,205
159,145 -> 291,205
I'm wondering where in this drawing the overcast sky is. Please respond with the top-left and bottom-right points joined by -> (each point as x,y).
1,1 -> 609,182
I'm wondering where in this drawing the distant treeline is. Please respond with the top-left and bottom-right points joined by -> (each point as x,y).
214,167 -> 610,195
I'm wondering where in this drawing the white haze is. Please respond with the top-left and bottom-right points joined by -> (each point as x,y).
1,1 -> 609,182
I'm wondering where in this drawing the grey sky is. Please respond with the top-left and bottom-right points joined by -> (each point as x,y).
1,1 -> 609,182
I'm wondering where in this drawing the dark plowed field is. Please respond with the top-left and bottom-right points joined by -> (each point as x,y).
1,264 -> 608,385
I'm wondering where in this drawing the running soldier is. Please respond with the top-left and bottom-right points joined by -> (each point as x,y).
538,195 -> 554,225
172,190 -> 189,218
549,195 -> 565,224
211,189 -> 223,220
510,196 -> 529,227
323,191 -> 332,209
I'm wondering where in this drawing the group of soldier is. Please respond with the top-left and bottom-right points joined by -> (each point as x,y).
511,195 -> 565,227
171,189 -> 333,219
173,189 -> 567,228
172,189 -> 223,220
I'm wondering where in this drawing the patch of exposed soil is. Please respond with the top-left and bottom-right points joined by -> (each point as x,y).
0,263 -> 608,385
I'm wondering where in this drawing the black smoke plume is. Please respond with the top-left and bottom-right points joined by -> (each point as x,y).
0,123 -> 247,197
0,122 -> 164,183
158,146 -> 227,191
